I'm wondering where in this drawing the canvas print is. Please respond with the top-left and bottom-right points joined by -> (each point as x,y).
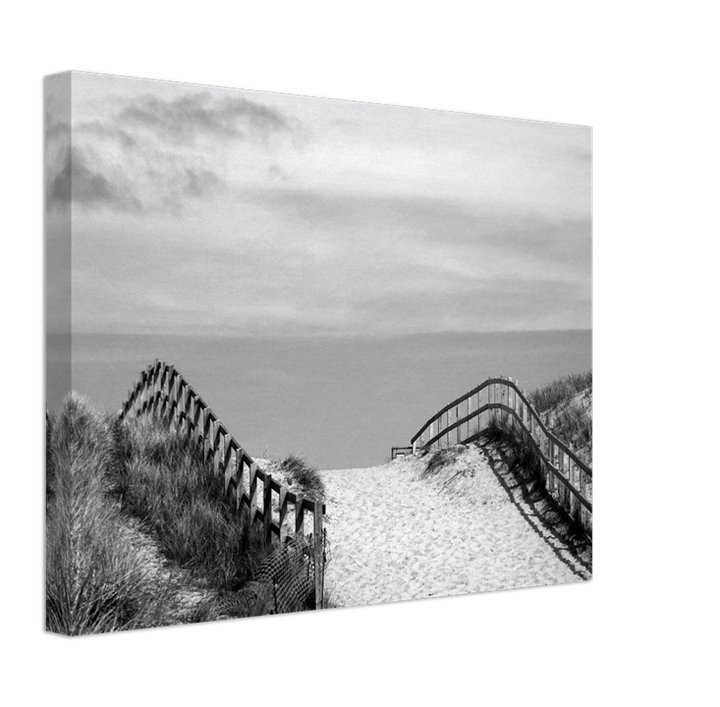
45,72 -> 592,635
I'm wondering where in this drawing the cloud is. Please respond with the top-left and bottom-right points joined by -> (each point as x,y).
49,135 -> 228,214
182,167 -> 224,197
46,147 -> 141,212
236,183 -> 591,275
45,79 -> 71,212
118,91 -> 293,143
64,74 -> 591,337
56,88 -> 293,213
46,149 -> 71,209
76,120 -> 138,149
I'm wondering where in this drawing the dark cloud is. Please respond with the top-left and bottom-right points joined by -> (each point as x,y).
118,91 -> 292,143
45,117 -> 70,144
76,120 -> 138,149
45,99 -> 71,212
47,139 -> 227,212
46,151 -> 71,208
46,148 -> 141,211
182,167 -> 224,197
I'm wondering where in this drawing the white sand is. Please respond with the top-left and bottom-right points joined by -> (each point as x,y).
319,445 -> 588,608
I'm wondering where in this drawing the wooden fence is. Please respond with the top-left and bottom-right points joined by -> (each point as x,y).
410,375 -> 592,537
119,359 -> 326,609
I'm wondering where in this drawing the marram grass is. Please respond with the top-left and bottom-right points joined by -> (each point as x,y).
45,395 -> 160,635
46,396 -> 318,634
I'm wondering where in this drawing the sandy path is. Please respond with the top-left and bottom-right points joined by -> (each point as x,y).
319,446 -> 586,608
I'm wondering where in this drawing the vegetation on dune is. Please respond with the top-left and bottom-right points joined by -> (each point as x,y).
115,416 -> 269,593
528,370 -> 592,413
420,446 -> 468,479
46,395 -> 322,635
529,370 -> 592,463
45,395 -> 161,635
264,454 -> 325,502
480,415 -> 546,498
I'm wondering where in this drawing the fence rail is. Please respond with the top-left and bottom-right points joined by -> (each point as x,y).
410,375 -> 592,537
119,359 -> 326,609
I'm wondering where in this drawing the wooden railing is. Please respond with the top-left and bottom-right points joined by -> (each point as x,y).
119,359 -> 326,609
410,375 -> 592,537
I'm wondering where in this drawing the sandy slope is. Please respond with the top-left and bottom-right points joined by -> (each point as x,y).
319,445 -> 587,608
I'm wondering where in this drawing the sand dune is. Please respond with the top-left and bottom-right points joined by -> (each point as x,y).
319,445 -> 589,608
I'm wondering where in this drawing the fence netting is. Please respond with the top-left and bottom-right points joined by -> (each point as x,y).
254,530 -> 329,613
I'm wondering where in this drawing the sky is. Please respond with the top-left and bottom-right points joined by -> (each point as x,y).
46,72 -> 591,339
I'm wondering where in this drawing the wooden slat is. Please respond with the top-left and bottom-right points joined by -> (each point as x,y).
264,473 -> 273,545
212,420 -> 221,474
222,433 -> 233,475
224,446 -> 235,493
159,365 -> 168,419
249,463 -> 258,526
236,453 -> 245,510
314,500 -> 324,610
168,366 -> 178,422
279,486 -> 288,544
295,493 -> 304,536
178,383 -> 187,436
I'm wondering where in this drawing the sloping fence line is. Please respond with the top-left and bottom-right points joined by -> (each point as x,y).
410,375 -> 592,537
119,359 -> 326,610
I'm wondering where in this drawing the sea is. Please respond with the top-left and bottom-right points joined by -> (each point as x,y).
47,329 -> 591,470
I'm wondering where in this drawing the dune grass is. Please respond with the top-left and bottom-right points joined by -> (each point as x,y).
481,414 -> 545,494
528,370 -> 592,413
46,395 -> 322,634
265,454 -> 325,501
421,445 -> 468,478
528,370 -> 592,461
113,416 -> 270,593
45,395 -> 160,635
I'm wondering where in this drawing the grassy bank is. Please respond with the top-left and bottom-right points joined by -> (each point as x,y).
45,395 -> 160,635
114,416 -> 267,593
529,370 -> 592,463
528,370 -> 592,413
46,396 -> 323,635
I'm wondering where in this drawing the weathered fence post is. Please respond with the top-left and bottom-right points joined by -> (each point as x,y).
314,500 -> 324,610
249,462 -> 258,525
212,420 -> 221,474
172,368 -> 180,423
295,494 -> 305,536
548,439 -> 556,496
264,473 -> 273,545
467,395 -> 471,439
235,451 -> 245,510
153,361 -> 162,418
579,468 -> 588,530
279,485 -> 288,544
199,407 -> 208,457
569,459 -> 578,519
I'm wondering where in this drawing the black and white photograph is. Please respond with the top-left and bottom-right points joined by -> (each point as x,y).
46,71 -> 592,634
